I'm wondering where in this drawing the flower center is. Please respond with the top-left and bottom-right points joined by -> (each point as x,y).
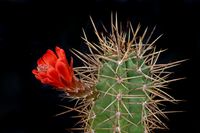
37,64 -> 49,72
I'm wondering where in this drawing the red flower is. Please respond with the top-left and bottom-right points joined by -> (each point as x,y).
32,46 -> 85,93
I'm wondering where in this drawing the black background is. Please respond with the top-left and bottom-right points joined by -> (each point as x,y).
0,0 -> 198,133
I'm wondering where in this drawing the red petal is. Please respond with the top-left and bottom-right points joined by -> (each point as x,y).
32,69 -> 44,80
41,77 -> 65,88
35,75 -> 41,80
55,46 -> 69,64
69,57 -> 74,75
55,61 -> 72,83
38,72 -> 48,79
41,78 -> 50,84
70,57 -> 73,68
37,58 -> 45,65
55,46 -> 66,59
42,49 -> 57,66
32,69 -> 38,75
47,67 -> 60,82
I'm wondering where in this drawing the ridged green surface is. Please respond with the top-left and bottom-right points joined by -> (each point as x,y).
90,57 -> 150,133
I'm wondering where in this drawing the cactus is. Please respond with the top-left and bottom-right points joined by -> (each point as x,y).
71,15 -> 184,133
32,14 -> 184,133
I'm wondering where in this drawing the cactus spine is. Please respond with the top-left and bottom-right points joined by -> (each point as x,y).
68,15 -> 183,133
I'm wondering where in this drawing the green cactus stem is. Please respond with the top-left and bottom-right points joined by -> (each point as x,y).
66,14 -> 185,133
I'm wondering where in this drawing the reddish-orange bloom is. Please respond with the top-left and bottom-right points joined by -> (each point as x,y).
32,46 -> 84,93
